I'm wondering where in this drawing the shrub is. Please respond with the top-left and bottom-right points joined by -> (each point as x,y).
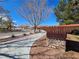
11,34 -> 15,38
71,29 -> 79,35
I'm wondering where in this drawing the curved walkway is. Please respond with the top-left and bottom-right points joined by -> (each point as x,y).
0,32 -> 46,59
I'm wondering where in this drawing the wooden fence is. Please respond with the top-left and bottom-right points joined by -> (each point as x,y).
38,25 -> 79,40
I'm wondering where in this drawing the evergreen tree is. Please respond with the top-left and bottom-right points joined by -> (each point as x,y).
54,0 -> 79,25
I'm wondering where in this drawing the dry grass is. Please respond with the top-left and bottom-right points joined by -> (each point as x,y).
67,34 -> 79,41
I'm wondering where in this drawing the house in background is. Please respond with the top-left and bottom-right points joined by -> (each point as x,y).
0,6 -> 14,32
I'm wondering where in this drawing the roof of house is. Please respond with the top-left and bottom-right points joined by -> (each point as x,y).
59,24 -> 79,27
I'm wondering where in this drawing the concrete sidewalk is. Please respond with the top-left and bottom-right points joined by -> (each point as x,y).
0,32 -> 46,59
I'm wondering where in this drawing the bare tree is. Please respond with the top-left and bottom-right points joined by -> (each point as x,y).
17,0 -> 52,32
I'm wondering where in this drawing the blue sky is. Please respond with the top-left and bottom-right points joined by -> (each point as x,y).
0,0 -> 59,26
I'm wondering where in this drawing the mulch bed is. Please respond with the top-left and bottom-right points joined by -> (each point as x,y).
30,38 -> 65,59
30,37 -> 79,59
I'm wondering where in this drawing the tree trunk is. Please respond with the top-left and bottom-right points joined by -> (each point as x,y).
34,25 -> 37,33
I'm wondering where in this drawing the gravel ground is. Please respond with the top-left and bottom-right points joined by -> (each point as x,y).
48,39 -> 65,49
30,38 -> 65,59
0,32 -> 27,37
30,38 -> 79,59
